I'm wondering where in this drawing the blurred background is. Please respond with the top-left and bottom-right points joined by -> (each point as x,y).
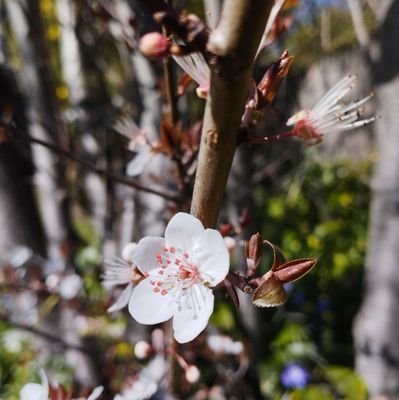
0,0 -> 397,398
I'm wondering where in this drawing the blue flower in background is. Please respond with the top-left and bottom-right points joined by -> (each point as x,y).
280,363 -> 310,389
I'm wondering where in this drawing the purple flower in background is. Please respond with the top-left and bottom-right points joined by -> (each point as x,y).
280,363 -> 310,389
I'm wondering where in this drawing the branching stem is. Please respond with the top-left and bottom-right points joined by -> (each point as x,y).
190,0 -> 275,228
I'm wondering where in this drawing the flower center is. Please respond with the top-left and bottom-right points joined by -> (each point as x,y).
144,245 -> 204,297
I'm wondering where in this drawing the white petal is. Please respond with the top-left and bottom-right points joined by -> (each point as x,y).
87,386 -> 104,400
126,145 -> 151,176
173,285 -> 214,343
39,369 -> 49,398
131,236 -> 165,273
20,384 -> 48,400
121,242 -> 137,262
107,284 -> 134,313
193,229 -> 230,286
129,278 -> 174,324
59,274 -> 82,300
165,213 -> 204,251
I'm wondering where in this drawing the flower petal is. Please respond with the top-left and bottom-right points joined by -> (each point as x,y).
121,242 -> 137,262
39,369 -> 49,399
173,285 -> 214,343
131,236 -> 165,273
20,383 -> 48,400
107,284 -> 134,313
126,145 -> 151,176
193,229 -> 230,286
129,278 -> 174,324
165,213 -> 204,251
20,371 -> 49,400
87,386 -> 104,400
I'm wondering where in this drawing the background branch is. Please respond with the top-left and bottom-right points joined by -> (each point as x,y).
11,130 -> 179,202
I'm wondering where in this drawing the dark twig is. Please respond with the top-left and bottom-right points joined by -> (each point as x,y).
10,130 -> 179,202
0,311 -> 90,354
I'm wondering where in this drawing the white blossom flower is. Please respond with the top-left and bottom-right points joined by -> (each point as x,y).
20,370 -> 103,400
114,356 -> 165,400
103,243 -> 142,313
207,334 -> 244,355
114,118 -> 152,177
114,377 -> 157,400
59,274 -> 83,300
20,369 -> 49,400
286,74 -> 376,143
127,212 -> 230,343
173,52 -> 210,99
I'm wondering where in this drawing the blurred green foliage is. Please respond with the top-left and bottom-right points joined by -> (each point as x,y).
286,6 -> 376,67
254,157 -> 371,398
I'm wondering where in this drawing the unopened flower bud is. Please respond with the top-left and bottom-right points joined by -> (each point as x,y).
273,258 -> 317,283
185,365 -> 200,383
134,340 -> 151,359
251,258 -> 317,307
246,233 -> 263,277
139,32 -> 170,59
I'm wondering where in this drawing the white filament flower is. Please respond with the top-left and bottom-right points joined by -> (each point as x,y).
20,370 -> 49,400
128,212 -> 229,343
114,118 -> 152,177
173,52 -> 210,99
286,74 -> 376,143
103,243 -> 142,312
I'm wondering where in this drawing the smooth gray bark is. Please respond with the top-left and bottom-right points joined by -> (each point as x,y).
353,0 -> 399,397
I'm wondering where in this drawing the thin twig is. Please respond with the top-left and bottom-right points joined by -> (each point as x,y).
0,312 -> 90,353
250,131 -> 295,144
162,22 -> 178,125
11,130 -> 179,202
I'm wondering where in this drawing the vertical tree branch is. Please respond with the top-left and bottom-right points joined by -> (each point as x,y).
347,0 -> 371,55
190,0 -> 274,228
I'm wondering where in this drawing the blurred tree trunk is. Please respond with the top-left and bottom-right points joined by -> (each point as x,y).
127,1 -> 167,238
56,0 -> 106,386
0,66 -> 45,257
353,0 -> 399,397
6,0 -> 73,269
227,148 -> 265,400
57,0 -> 107,241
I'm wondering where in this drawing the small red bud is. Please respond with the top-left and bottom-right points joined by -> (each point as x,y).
273,258 -> 317,284
246,233 -> 263,277
139,32 -> 170,59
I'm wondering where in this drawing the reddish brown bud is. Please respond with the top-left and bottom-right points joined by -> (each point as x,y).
246,233 -> 263,277
273,258 -> 317,284
257,50 -> 294,106
252,271 -> 287,307
139,32 -> 170,59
